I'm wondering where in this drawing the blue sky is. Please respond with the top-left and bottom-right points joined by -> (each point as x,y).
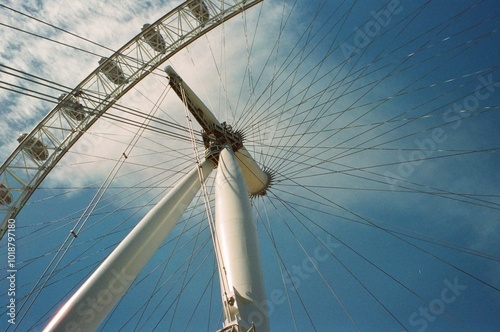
1,0 -> 499,331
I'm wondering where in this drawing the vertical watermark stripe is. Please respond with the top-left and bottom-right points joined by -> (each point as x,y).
6,219 -> 17,325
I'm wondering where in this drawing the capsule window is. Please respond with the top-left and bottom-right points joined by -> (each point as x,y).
98,57 -> 127,85
189,0 -> 210,25
17,133 -> 49,161
0,184 -> 12,205
142,24 -> 166,53
58,94 -> 86,121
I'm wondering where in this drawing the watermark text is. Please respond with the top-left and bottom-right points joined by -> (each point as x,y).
6,219 -> 17,325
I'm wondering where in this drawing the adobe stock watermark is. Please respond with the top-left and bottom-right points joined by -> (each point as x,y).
6,219 -> 17,326
341,0 -> 402,61
409,277 -> 467,332
384,73 -> 500,190
242,235 -> 341,328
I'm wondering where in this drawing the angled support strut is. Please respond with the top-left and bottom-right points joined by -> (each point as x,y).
44,160 -> 214,331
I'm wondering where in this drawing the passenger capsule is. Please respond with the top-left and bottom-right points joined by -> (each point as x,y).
98,57 -> 127,85
58,94 -> 86,121
189,0 -> 209,25
17,133 -> 49,161
0,184 -> 12,205
141,24 -> 166,53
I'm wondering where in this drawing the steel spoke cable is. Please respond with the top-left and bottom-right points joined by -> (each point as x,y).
262,0 -> 388,171
233,0 -> 302,131
323,33 -> 500,164
101,219 -> 212,329
0,13 -> 172,76
269,190 -> 408,330
235,0 -> 362,131
118,230 -> 213,330
283,140 -> 499,187
269,193 -> 362,330
182,263 -> 218,332
244,64 -> 498,141
289,0 -> 487,145
0,63 -> 75,91
271,190 -> 469,331
260,0 -> 343,162
151,245 -> 214,330
10,146 -> 197,250
10,80 -> 175,327
0,84 -> 58,105
233,1 -> 265,123
205,255 -> 217,332
258,112 -> 498,193
140,232 -> 214,329
0,22 -> 105,58
255,196 -> 299,331
178,80 -> 233,321
239,2 -> 496,162
245,139 -> 499,155
268,187 -> 499,262
281,175 -> 500,293
132,188 -> 209,330
279,182 -> 500,209
0,76 -> 200,144
166,194 -> 214,331
0,68 -> 68,97
0,3 -> 115,52
239,61 -> 496,150
282,39 -> 480,171
238,0 -> 430,133
259,193 -> 318,331
274,110 -> 499,183
325,101 -> 499,167
320,28 -> 500,163
275,144 -> 500,210
275,96 -> 498,193
66,126 -> 199,162
237,0 -> 300,169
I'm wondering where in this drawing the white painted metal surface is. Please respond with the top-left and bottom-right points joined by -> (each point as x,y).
215,147 -> 269,331
165,65 -> 221,127
235,146 -> 270,196
44,159 -> 214,331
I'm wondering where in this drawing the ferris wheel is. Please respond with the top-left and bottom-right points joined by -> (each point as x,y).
1,0 -> 499,331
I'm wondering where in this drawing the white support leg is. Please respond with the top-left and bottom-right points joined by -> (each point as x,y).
44,160 -> 214,332
215,147 -> 269,331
